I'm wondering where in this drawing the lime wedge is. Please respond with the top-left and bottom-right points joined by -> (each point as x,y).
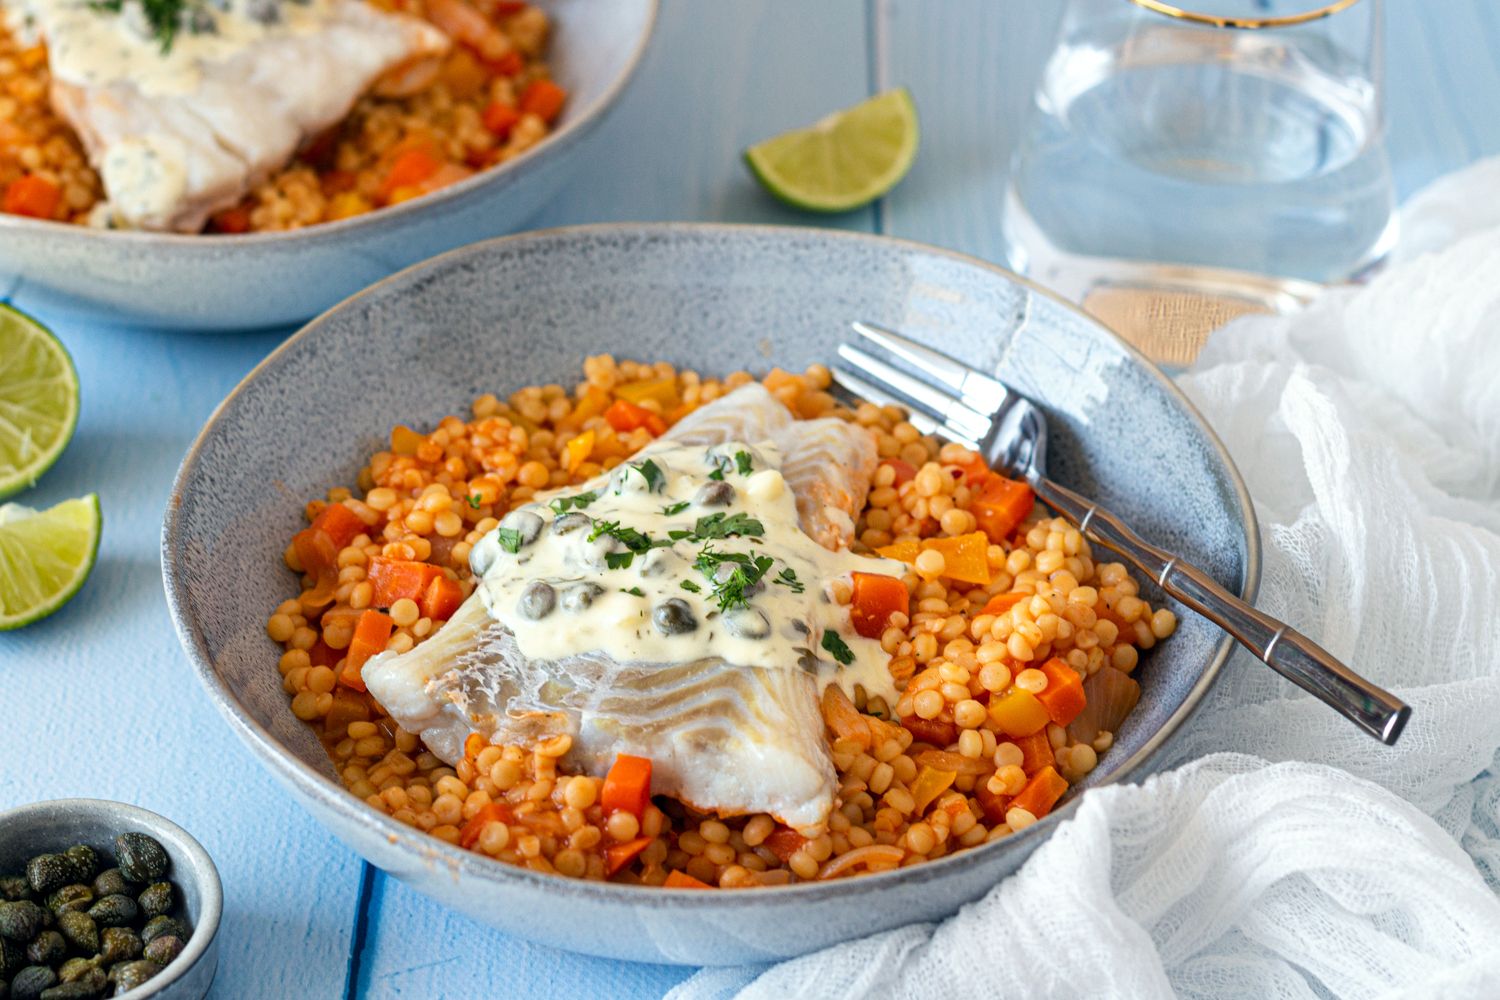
0,304 -> 80,500
0,493 -> 101,630
744,88 -> 919,213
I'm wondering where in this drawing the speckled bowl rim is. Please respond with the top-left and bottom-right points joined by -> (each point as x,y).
0,798 -> 223,999
0,1 -> 658,247
162,222 -> 1261,908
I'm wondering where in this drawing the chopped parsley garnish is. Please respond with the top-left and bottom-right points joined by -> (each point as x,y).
621,586 -> 645,597
495,527 -> 524,554
91,0 -> 186,52
550,490 -> 598,514
605,551 -> 636,570
690,512 -> 764,540
693,546 -> 775,612
707,467 -> 725,482
629,459 -> 666,493
661,500 -> 691,516
680,579 -> 702,593
467,494 -> 482,510
587,519 -> 664,553
735,451 -> 754,475
821,630 -> 854,665
774,567 -> 805,593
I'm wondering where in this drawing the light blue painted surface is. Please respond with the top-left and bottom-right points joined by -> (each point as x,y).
1,1 -> 1489,996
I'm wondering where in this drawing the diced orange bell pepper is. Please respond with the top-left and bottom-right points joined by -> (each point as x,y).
1010,765 -> 1069,820
292,527 -> 339,585
310,502 -> 367,550
875,540 -> 920,564
518,79 -> 567,124
603,399 -> 666,437
981,591 -> 1029,617
664,870 -> 712,889
2,175 -> 59,219
762,828 -> 808,863
565,428 -> 595,474
459,802 -> 514,850
341,610 -> 393,690
391,424 -> 425,455
971,476 -> 1035,544
421,574 -> 464,621
569,385 -> 611,424
604,836 -> 653,877
988,689 -> 1051,738
368,558 -> 444,608
848,572 -> 909,638
613,376 -> 679,410
909,766 -> 958,815
601,754 -> 652,818
920,532 -> 993,585
1015,730 -> 1055,774
1035,658 -> 1087,727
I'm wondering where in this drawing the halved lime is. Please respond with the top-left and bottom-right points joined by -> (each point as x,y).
0,304 -> 80,500
0,493 -> 101,630
744,88 -> 920,213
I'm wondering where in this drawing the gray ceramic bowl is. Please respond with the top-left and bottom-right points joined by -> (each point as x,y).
0,799 -> 222,998
0,0 -> 656,331
162,223 -> 1259,965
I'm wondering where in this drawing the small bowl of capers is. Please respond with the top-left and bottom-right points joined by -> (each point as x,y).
0,800 -> 221,1000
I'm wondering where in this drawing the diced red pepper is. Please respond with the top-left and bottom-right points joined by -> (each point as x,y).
849,572 -> 909,638
481,100 -> 521,138
900,714 -> 958,747
368,558 -> 444,608
459,802 -> 514,849
761,828 -> 808,863
881,459 -> 917,486
602,399 -> 667,437
518,79 -> 567,124
663,870 -> 712,889
2,175 -> 59,219
604,836 -> 653,876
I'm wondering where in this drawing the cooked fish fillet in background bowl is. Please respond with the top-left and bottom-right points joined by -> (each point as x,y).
162,223 -> 1259,965
0,0 -> 656,329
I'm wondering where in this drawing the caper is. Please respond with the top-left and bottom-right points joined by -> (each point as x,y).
112,835 -> 167,884
515,581 -> 555,620
579,534 -> 621,572
712,561 -> 763,596
0,903 -> 46,942
23,932 -> 62,968
53,914 -> 95,957
140,934 -> 184,967
550,512 -> 591,536
39,978 -> 102,1000
638,548 -> 677,578
652,598 -> 697,635
694,481 -> 735,507
54,959 -> 96,986
559,582 -> 603,612
138,917 -> 185,946
97,927 -> 140,965
7,966 -> 54,1000
44,886 -> 90,918
87,872 -> 125,902
59,849 -> 94,886
0,878 -> 29,903
104,961 -> 160,993
134,883 -> 171,921
724,608 -> 771,639
498,509 -> 543,548
83,896 -> 135,930
23,858 -> 69,898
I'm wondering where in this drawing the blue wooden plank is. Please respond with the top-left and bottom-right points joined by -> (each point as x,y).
0,318 -> 366,999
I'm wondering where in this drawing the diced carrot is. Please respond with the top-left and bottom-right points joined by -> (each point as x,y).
210,205 -> 252,234
604,836 -> 653,877
292,527 -> 339,584
1035,658 -> 1087,727
422,574 -> 464,621
614,377 -> 679,409
459,802 -> 514,849
2,175 -> 59,219
1010,765 -> 1069,820
987,689 -> 1050,738
900,714 -> 957,747
664,870 -> 712,889
849,572 -> 909,639
881,459 -> 917,486
920,532 -> 993,585
601,754 -> 652,818
368,558 -> 443,608
518,79 -> 567,124
565,428 -> 595,474
488,50 -> 524,76
981,591 -> 1028,617
341,610 -> 393,690
380,148 -> 442,201
603,399 -> 666,437
971,476 -> 1035,544
975,775 -> 1010,826
1015,731 -> 1055,774
310,502 -> 367,550
762,828 -> 808,862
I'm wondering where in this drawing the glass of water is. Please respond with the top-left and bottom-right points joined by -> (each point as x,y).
1001,0 -> 1395,364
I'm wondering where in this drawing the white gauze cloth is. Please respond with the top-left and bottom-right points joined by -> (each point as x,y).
670,160 -> 1500,1000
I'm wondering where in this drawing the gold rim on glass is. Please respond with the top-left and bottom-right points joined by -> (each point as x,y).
1129,0 -> 1362,29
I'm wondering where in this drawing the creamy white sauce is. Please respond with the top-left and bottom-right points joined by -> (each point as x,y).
12,0 -> 335,96
101,135 -> 187,221
468,438 -> 903,706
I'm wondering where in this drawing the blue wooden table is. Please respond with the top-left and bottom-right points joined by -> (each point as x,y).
3,2 -> 1492,996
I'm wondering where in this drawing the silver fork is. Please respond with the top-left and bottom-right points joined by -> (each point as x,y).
836,320 -> 1410,745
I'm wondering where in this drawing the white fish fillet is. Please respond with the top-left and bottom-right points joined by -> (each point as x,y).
47,2 -> 448,231
364,385 -> 881,827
